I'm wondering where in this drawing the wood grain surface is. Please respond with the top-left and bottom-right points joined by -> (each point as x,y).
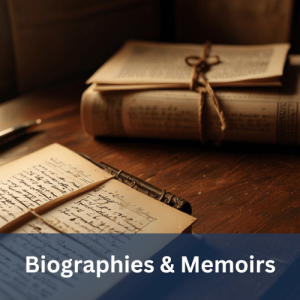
1,78 -> 300,233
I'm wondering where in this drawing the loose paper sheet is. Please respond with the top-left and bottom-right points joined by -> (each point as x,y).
87,40 -> 290,88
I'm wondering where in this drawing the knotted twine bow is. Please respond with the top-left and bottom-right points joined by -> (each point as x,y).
185,42 -> 226,144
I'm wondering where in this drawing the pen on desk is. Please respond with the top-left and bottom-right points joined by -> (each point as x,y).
0,119 -> 42,145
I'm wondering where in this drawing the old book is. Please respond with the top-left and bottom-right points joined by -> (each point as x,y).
0,143 -> 196,233
87,40 -> 290,90
81,56 -> 300,145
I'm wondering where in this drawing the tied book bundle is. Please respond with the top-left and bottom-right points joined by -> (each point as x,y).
81,40 -> 300,145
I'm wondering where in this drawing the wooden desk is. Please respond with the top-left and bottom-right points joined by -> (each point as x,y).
1,78 -> 300,233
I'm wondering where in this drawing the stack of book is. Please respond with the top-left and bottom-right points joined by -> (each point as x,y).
81,40 -> 298,145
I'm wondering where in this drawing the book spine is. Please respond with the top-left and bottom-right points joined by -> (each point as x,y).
81,87 -> 300,145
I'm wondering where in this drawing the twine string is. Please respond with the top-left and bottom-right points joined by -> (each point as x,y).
185,41 -> 226,144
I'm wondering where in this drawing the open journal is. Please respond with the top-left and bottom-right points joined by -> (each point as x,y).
0,144 -> 197,300
87,40 -> 290,90
0,143 -> 196,233
81,56 -> 300,145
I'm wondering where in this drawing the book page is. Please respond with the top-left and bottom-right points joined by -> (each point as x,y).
0,144 -> 112,227
0,143 -> 196,233
86,40 -> 290,86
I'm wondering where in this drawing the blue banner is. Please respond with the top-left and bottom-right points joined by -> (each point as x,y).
0,234 -> 299,300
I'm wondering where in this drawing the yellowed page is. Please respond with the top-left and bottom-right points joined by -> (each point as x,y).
0,143 -> 111,227
0,143 -> 196,233
87,40 -> 290,86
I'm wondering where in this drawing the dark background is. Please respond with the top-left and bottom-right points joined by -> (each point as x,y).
0,0 -> 298,101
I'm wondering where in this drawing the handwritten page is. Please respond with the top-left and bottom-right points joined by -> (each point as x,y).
13,178 -> 195,234
0,143 -> 196,233
0,144 -> 110,227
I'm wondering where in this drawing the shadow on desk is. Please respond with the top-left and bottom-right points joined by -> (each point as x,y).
96,136 -> 300,156
0,131 -> 43,154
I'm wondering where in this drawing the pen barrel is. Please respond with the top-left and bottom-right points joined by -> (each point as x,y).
0,125 -> 29,145
0,120 -> 41,146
